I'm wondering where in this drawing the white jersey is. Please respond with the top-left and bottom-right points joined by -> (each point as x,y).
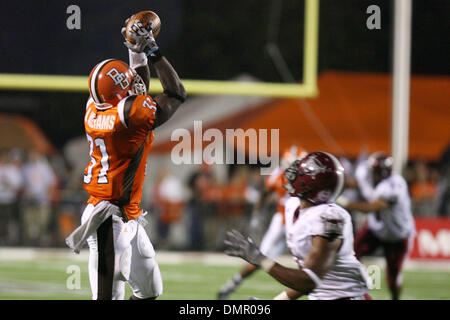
367,174 -> 416,241
285,197 -> 371,300
355,160 -> 375,201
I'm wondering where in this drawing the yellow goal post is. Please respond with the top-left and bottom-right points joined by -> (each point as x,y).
0,0 -> 319,98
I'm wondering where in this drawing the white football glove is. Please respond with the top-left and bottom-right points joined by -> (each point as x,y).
224,229 -> 266,266
121,19 -> 159,55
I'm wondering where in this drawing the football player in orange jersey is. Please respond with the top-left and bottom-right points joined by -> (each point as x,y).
65,17 -> 186,300
217,145 -> 306,299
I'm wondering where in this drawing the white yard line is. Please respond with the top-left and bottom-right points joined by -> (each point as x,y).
1,247 -> 449,271
0,278 -> 91,296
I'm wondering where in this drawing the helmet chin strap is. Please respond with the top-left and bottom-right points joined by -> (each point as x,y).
299,188 -> 317,205
94,102 -> 113,110
94,93 -> 126,110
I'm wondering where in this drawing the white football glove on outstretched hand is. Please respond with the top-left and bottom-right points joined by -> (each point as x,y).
121,19 -> 159,55
224,229 -> 266,266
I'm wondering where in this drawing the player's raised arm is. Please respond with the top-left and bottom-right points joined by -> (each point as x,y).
122,16 -> 186,128
129,50 -> 151,93
152,56 -> 186,127
121,19 -> 150,92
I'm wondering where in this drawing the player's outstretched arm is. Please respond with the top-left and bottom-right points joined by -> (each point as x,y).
132,55 -> 150,92
262,236 -> 341,295
121,18 -> 186,127
121,20 -> 150,92
224,230 -> 341,297
337,196 -> 389,213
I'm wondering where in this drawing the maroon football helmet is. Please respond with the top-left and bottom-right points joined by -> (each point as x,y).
283,151 -> 345,204
367,152 -> 393,181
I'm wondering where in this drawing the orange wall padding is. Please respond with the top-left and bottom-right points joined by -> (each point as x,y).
152,72 -> 450,161
0,114 -> 55,154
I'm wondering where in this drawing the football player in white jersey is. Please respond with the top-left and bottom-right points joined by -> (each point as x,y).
337,152 -> 416,300
217,146 -> 306,300
224,151 -> 372,300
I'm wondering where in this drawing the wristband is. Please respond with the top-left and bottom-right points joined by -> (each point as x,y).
302,268 -> 323,288
128,50 -> 148,69
273,291 -> 290,300
147,48 -> 163,63
260,258 -> 276,272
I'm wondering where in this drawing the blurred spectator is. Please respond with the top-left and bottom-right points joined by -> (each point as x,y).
57,204 -> 79,242
186,164 -> 214,250
153,169 -> 185,249
0,149 -> 24,245
21,150 -> 57,246
436,144 -> 450,216
214,166 -> 252,249
218,167 -> 249,219
55,182 -> 89,247
245,167 -> 264,230
8,148 -> 26,245
410,160 -> 438,216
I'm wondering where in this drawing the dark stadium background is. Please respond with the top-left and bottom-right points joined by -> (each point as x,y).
0,0 -> 449,301
0,0 -> 448,148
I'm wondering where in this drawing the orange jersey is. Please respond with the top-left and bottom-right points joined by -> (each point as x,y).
265,166 -> 289,224
83,94 -> 158,220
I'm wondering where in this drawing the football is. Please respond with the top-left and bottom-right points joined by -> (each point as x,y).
125,11 -> 161,44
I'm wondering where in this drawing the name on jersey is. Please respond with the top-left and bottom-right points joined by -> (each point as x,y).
86,110 -> 116,130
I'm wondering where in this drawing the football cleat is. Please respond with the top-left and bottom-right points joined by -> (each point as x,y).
217,275 -> 242,300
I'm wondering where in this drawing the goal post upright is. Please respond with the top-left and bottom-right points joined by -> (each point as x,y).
391,0 -> 412,175
0,0 -> 320,99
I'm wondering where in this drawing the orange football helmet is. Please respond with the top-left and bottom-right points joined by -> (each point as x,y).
88,59 -> 146,109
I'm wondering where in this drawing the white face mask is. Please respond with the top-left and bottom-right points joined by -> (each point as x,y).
129,70 -> 147,96
94,102 -> 113,110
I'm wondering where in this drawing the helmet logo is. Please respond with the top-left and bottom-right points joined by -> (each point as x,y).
301,155 -> 327,175
106,68 -> 130,90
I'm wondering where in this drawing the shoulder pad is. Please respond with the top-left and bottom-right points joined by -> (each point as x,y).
320,207 -> 344,240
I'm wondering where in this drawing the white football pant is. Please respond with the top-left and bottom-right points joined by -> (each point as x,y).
81,202 -> 163,300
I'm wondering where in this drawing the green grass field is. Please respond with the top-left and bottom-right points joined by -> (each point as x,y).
0,254 -> 449,300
